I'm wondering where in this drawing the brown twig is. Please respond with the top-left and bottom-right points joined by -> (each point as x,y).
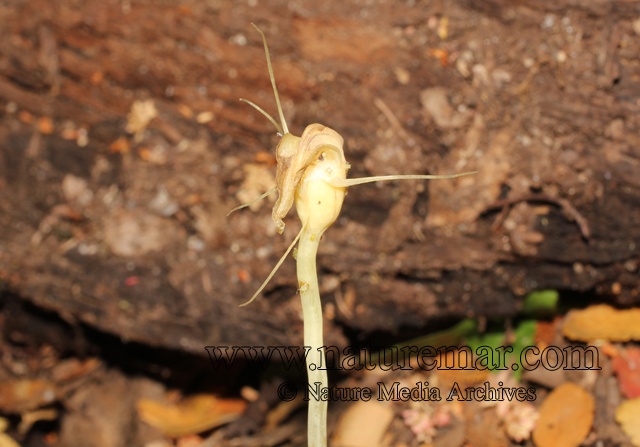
482,194 -> 591,239
373,97 -> 414,147
490,205 -> 510,234
509,58 -> 549,96
333,285 -> 353,319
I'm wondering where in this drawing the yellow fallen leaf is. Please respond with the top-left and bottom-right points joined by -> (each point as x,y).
563,305 -> 640,342
616,398 -> 640,447
533,382 -> 594,447
0,379 -> 57,413
136,394 -> 246,438
435,349 -> 489,389
332,401 -> 394,447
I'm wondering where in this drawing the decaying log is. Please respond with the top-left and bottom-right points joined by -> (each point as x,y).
1,0 -> 639,354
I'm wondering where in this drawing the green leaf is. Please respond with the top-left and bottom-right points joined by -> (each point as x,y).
522,290 -> 558,317
509,319 -> 537,380
466,332 -> 505,354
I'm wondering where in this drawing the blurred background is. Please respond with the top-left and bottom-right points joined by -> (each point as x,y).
1,0 -> 640,446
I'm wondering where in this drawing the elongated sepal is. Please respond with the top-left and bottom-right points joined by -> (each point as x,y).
325,171 -> 478,188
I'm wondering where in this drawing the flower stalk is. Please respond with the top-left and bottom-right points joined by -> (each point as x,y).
297,232 -> 327,446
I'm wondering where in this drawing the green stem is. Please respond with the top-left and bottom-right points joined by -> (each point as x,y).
297,227 -> 327,447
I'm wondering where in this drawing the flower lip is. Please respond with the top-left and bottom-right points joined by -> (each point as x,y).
295,144 -> 348,236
